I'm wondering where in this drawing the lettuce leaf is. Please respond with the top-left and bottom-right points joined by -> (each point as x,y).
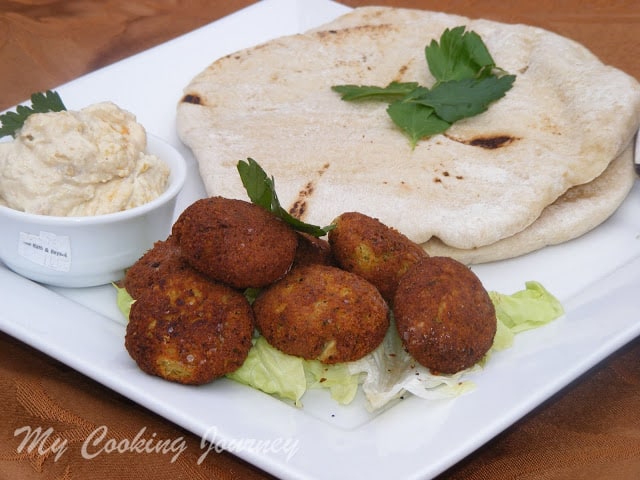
303,359 -> 360,405
227,336 -> 360,406
490,281 -> 564,350
226,336 -> 308,406
114,283 -> 135,319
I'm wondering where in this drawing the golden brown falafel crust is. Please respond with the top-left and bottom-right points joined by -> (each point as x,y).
292,232 -> 335,268
393,256 -> 496,375
123,236 -> 189,300
253,264 -> 389,364
124,268 -> 254,385
328,212 -> 427,303
171,196 -> 298,289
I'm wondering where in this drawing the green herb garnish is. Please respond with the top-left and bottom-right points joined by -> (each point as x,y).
0,90 -> 67,139
332,26 -> 515,147
237,158 -> 334,237
425,26 -> 498,82
333,81 -> 420,102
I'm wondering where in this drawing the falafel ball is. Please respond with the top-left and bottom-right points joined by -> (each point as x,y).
172,196 -> 298,289
292,232 -> 335,268
393,256 -> 496,375
123,236 -> 189,300
125,267 -> 254,385
328,212 -> 427,303
253,264 -> 389,364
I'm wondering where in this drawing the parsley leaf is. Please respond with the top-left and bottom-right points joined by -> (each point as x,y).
425,26 -> 497,82
387,102 -> 450,148
409,75 -> 516,123
0,90 -> 67,138
332,26 -> 515,146
331,82 -> 420,102
237,158 -> 335,237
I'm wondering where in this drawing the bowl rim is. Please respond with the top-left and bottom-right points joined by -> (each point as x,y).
0,133 -> 188,226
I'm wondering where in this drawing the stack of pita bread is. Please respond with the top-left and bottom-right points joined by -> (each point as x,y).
176,6 -> 640,264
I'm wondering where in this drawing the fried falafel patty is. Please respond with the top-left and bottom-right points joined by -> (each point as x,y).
172,196 -> 298,289
125,268 -> 254,385
123,236 -> 189,300
328,212 -> 427,303
253,264 -> 389,364
292,232 -> 335,268
393,256 -> 496,375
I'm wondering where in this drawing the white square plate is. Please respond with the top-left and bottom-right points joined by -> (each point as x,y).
2,1 -> 639,478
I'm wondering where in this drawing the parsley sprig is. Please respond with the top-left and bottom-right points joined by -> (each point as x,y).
332,26 -> 516,147
237,158 -> 335,237
0,90 -> 67,138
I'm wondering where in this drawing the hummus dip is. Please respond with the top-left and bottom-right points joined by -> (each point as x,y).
0,101 -> 169,216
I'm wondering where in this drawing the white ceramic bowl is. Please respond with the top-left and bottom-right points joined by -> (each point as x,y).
0,134 -> 187,288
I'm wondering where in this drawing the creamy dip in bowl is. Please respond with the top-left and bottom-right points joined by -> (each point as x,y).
0,102 -> 171,216
0,133 -> 187,287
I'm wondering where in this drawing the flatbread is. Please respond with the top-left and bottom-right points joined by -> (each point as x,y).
176,6 -> 640,253
423,143 -> 636,263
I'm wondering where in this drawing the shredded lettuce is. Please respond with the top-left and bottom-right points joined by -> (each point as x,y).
346,281 -> 564,410
347,324 -> 476,411
113,280 -> 564,411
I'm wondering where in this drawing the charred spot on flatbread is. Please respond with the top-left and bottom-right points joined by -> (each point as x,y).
290,181 -> 314,218
181,94 -> 202,105
288,162 -> 331,220
468,135 -> 517,149
446,133 -> 518,149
